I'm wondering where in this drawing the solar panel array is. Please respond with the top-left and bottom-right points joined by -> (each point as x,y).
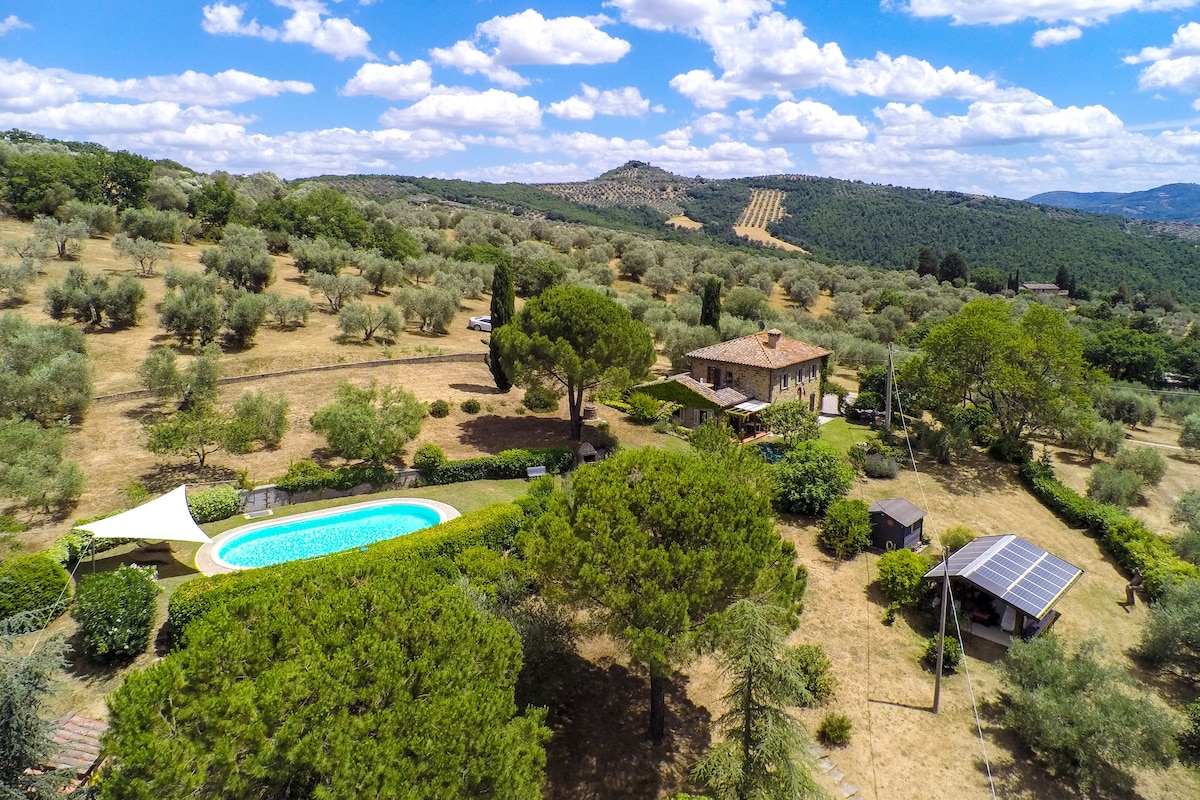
925,535 -> 1082,619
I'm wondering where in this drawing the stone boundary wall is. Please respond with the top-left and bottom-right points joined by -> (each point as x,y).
236,469 -> 423,513
94,352 -> 486,405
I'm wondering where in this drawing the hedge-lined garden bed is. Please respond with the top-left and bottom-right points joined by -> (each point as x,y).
413,446 -> 573,485
168,502 -> 525,641
1020,461 -> 1197,597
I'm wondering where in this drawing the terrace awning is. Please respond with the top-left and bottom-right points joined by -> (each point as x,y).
731,400 -> 770,413
76,486 -> 211,544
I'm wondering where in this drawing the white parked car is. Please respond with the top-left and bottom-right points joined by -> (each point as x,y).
468,315 -> 492,332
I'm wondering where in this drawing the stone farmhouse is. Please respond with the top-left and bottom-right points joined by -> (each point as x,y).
638,329 -> 831,435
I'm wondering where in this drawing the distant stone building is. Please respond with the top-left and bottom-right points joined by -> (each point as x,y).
1020,282 -> 1068,296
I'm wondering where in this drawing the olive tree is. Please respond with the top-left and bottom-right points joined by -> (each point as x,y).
310,381 -> 425,464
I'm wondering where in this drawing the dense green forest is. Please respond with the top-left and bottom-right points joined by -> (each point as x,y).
680,175 -> 1200,301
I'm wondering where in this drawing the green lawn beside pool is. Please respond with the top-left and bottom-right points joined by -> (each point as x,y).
819,416 -> 878,453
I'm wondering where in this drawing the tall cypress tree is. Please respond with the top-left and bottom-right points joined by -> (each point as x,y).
488,259 -> 515,391
700,276 -> 723,331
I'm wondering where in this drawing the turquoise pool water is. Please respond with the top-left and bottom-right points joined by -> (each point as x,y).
215,501 -> 445,569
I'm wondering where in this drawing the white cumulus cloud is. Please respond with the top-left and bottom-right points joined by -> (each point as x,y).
0,15 -> 31,36
1126,23 -> 1200,101
663,10 -> 1030,109
755,101 -> 869,143
891,0 -> 1200,27
547,85 -> 654,120
380,89 -> 542,133
1032,25 -> 1083,47
0,59 -> 314,110
202,0 -> 373,60
431,10 -> 630,88
342,62 -> 433,100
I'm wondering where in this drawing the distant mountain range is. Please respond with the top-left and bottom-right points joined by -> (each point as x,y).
1027,183 -> 1200,224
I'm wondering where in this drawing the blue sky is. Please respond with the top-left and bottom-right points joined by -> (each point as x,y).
4,1 -> 1200,198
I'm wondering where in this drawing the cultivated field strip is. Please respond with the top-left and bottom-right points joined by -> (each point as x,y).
735,189 -> 787,229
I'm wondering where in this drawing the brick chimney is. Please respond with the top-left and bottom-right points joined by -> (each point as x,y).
765,328 -> 782,349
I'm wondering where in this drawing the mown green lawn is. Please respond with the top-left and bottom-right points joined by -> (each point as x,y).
819,416 -> 878,453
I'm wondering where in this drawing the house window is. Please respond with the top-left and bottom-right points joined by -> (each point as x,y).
725,370 -> 733,386
781,372 -> 790,389
810,364 -> 819,380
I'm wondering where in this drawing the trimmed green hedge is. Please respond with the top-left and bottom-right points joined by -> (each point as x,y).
46,512 -> 134,564
418,447 -> 573,485
1020,462 -> 1198,597
186,485 -> 242,524
168,502 -> 525,642
274,460 -> 397,494
0,553 -> 71,632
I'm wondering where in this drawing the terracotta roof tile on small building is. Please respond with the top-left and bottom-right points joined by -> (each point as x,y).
667,373 -> 753,407
47,712 -> 108,773
686,330 -> 831,370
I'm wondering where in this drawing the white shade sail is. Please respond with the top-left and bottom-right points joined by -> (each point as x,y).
76,486 -> 212,544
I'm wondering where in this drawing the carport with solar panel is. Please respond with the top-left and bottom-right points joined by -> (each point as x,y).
924,534 -> 1083,647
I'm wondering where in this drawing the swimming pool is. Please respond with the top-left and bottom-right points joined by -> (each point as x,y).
205,499 -> 460,572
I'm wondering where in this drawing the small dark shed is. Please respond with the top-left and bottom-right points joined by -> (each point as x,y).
869,498 -> 925,550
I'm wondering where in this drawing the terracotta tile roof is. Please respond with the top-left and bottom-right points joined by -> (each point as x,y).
664,374 -> 753,408
686,330 -> 831,370
47,713 -> 108,773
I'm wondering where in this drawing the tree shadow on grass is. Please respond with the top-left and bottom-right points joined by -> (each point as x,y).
978,698 -> 1149,800
538,651 -> 712,800
449,382 -> 507,395
137,462 -> 238,494
455,414 -> 576,454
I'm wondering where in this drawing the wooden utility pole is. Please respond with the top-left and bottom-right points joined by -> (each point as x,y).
933,546 -> 950,713
883,342 -> 894,435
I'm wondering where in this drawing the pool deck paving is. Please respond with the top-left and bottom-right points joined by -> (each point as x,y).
194,497 -> 461,576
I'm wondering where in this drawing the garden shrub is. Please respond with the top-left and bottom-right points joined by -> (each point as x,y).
0,514 -> 25,533
1181,699 -> 1200,765
186,484 -> 242,524
168,502 -> 525,642
428,399 -> 451,418
522,384 -> 559,412
1086,464 -> 1142,507
883,602 -> 899,625
1113,446 -> 1167,487
817,713 -> 852,746
939,525 -> 976,553
818,499 -> 871,559
460,398 -> 481,414
420,447 -> 573,485
412,443 -> 447,476
0,554 -> 71,632
590,422 -> 619,451
988,435 -> 1033,464
923,634 -> 962,674
877,548 -> 928,606
863,452 -> 899,478
775,440 -> 854,516
273,460 -> 396,494
793,643 -> 836,703
45,513 -> 133,564
1020,461 -> 1198,598
72,564 -> 160,663
626,392 -> 662,424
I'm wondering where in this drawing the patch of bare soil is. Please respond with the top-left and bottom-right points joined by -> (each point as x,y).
666,215 -> 703,230
732,225 -> 806,252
